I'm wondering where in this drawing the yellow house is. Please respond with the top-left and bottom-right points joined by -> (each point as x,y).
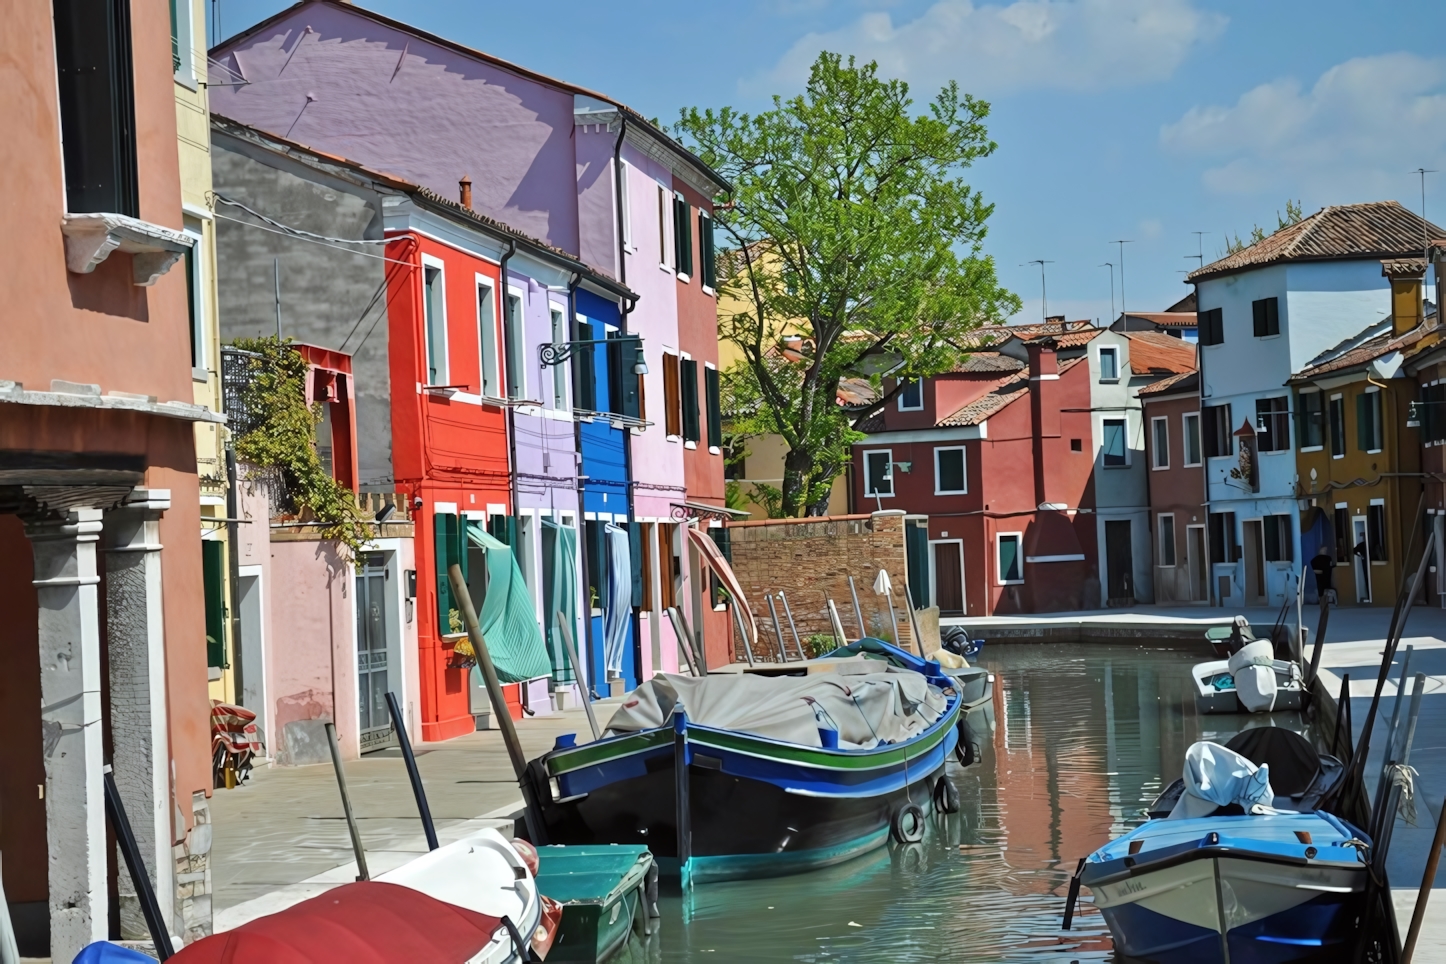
1290,260 -> 1434,606
171,1 -> 233,698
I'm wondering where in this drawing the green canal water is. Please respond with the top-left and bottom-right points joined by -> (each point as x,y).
624,642 -> 1318,963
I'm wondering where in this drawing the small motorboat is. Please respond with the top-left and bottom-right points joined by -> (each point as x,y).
529,639 -> 962,885
534,844 -> 656,962
1072,732 -> 1369,963
1195,619 -> 1304,714
1144,727 -> 1345,819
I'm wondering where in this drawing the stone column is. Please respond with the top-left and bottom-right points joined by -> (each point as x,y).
27,507 -> 106,964
103,489 -> 174,944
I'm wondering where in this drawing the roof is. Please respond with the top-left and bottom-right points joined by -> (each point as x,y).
954,320 -> 1096,350
1165,291 -> 1197,313
837,378 -> 877,407
948,351 -> 1025,374
1121,330 -> 1197,376
1189,201 -> 1446,283
1119,311 -> 1197,328
212,0 -> 730,194
937,356 -> 1086,428
1137,370 -> 1198,398
1289,308 -> 1438,383
209,115 -> 637,300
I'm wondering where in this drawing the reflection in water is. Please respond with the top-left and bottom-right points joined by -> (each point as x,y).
637,643 -> 1311,962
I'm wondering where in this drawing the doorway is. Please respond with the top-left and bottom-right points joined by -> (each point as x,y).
930,540 -> 965,615
1104,520 -> 1134,606
236,568 -> 267,745
1353,515 -> 1373,604
1243,520 -> 1266,605
1187,526 -> 1208,602
355,552 -> 395,752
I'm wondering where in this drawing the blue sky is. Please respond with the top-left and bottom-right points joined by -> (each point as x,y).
213,0 -> 1446,323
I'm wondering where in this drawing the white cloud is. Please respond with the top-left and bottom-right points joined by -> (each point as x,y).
1161,53 -> 1446,200
756,0 -> 1227,96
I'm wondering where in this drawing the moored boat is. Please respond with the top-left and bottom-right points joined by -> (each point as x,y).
529,640 -> 963,884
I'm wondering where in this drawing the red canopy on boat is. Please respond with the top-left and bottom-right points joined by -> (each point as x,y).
171,882 -> 504,964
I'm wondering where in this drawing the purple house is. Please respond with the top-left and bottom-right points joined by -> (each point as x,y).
211,0 -> 733,690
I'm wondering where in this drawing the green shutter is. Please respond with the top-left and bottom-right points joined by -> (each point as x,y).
704,366 -> 722,449
436,512 -> 458,634
202,540 -> 228,668
681,359 -> 700,441
628,522 -> 644,608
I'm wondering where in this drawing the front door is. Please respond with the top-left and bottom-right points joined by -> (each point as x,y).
1243,520 -> 1266,605
931,541 -> 965,615
1353,516 -> 1373,604
1187,526 -> 1208,602
355,552 -> 394,752
1105,520 -> 1134,605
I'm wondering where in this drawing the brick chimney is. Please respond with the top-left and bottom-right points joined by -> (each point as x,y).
459,176 -> 473,211
1028,337 -> 1061,507
1382,258 -> 1425,336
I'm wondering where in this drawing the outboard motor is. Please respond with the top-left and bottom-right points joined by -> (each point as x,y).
1228,640 -> 1278,713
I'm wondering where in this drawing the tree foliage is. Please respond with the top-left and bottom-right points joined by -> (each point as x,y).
1225,200 -> 1304,255
676,53 -> 1018,516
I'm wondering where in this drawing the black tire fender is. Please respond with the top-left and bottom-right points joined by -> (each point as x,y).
891,803 -> 925,844
933,775 -> 960,814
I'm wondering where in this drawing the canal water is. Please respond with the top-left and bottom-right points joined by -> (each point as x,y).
630,642 -> 1317,963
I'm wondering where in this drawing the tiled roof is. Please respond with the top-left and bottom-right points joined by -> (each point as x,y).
1290,311 -> 1438,382
949,352 -> 1025,373
837,378 -> 877,406
1138,370 -> 1198,397
937,356 -> 1086,427
1120,311 -> 1197,328
954,320 -> 1096,350
1165,291 -> 1197,313
1122,331 -> 1197,375
1188,201 -> 1446,283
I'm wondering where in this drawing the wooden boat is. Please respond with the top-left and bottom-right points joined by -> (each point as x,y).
534,844 -> 655,962
528,639 -> 963,885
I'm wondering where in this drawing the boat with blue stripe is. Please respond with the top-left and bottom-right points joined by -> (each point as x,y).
528,640 -> 968,884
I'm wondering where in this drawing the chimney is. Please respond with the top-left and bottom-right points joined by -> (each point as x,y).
1382,258 -> 1425,336
1044,314 -> 1065,328
1027,337 -> 1061,508
459,176 -> 473,211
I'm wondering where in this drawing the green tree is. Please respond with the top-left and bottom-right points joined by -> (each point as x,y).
677,53 -> 1018,517
1225,199 -> 1304,255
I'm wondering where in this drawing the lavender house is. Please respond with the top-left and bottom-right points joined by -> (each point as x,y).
211,0 -> 732,688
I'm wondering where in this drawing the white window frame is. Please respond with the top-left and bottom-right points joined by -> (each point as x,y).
183,219 -> 207,381
1297,388 -> 1324,452
548,302 -> 570,411
475,275 -> 500,399
698,208 -> 713,296
504,285 -> 527,401
1364,385 -> 1383,454
421,253 -> 448,386
1151,415 -> 1169,470
1102,416 -> 1130,467
657,184 -> 671,272
705,360 -> 721,454
897,379 -> 924,412
619,159 -> 633,252
1330,392 -> 1346,459
674,190 -> 691,284
996,532 -> 1024,585
1098,345 -> 1120,383
1157,513 -> 1177,568
863,449 -> 894,497
934,446 -> 967,495
172,0 -> 197,88
1182,411 -> 1202,467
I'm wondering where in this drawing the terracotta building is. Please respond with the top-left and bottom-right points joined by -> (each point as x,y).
1140,371 -> 1209,604
0,0 -> 219,956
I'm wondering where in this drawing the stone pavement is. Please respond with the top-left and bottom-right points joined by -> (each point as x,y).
208,705 -> 599,930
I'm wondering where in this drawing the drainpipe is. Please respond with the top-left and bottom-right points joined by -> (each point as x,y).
225,445 -> 244,704
619,294 -> 642,676
567,271 -> 598,696
612,111 -> 629,287
500,240 -> 518,533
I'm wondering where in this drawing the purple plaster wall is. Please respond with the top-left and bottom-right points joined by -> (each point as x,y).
212,4 -> 580,253
575,124 -> 619,279
509,277 -> 580,515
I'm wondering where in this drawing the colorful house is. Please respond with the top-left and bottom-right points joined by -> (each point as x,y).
1140,371 -> 1209,604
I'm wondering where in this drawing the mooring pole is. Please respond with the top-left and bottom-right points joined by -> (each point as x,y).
667,605 -> 704,674
766,594 -> 789,663
673,709 -> 693,890
725,602 -> 755,667
777,590 -> 805,660
385,690 -> 438,851
325,722 -> 369,880
555,612 -> 600,740
827,599 -> 848,647
103,767 -> 175,960
848,576 -> 865,637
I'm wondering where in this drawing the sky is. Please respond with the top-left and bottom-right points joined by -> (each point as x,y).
210,0 -> 1446,324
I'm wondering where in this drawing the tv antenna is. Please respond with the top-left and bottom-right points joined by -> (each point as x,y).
1022,260 -> 1054,323
1110,240 -> 1134,315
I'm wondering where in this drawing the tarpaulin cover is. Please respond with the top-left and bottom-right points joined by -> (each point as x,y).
1167,741 -> 1278,819
685,525 -> 758,655
603,669 -> 946,749
603,523 -> 631,677
542,518 -> 579,683
465,523 -> 553,684
1225,727 -> 1321,797
169,881 -> 502,964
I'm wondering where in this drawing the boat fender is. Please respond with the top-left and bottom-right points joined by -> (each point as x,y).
955,718 -> 976,767
891,804 -> 925,844
933,776 -> 960,815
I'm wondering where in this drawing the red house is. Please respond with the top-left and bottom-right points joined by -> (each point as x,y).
851,327 -> 1099,615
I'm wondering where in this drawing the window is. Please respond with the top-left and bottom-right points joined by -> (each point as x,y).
1209,511 -> 1238,564
1329,394 -> 1346,457
1183,413 -> 1202,466
1368,502 -> 1388,562
477,281 -> 499,397
1099,346 -> 1120,381
863,450 -> 893,497
1203,403 -> 1232,458
55,0 -> 138,217
1070,438 -> 1083,452
606,332 -> 642,420
549,307 -> 568,409
662,352 -> 681,437
935,447 -> 966,494
1199,307 -> 1224,346
504,291 -> 525,400
1151,416 -> 1169,469
704,365 -> 722,452
898,380 -> 923,411
423,263 -> 446,384
1421,382 -> 1445,442
657,186 -> 670,269
572,316 -> 597,411
1262,514 -> 1293,562
1102,418 -> 1127,466
618,160 -> 632,249
169,0 -> 195,85
1252,297 -> 1280,337
699,210 -> 717,290
434,511 -> 465,631
1298,390 -> 1325,449
1358,390 -> 1383,452
202,540 -> 228,668
673,193 -> 693,279
1255,396 -> 1290,452
997,533 -> 1023,584
184,222 -> 206,373
680,358 -> 700,443
1333,507 -> 1350,562
1157,514 -> 1177,567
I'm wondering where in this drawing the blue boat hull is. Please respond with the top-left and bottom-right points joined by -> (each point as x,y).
1102,889 -> 1361,963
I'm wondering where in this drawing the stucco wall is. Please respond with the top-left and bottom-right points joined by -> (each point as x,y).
1143,391 -> 1207,604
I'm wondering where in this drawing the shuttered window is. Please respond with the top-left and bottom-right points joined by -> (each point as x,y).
662,353 -> 681,437
1298,391 -> 1325,448
704,365 -> 722,450
699,210 -> 717,289
1263,514 -> 1292,562
680,359 -> 700,442
1203,404 -> 1232,458
1252,297 -> 1280,337
1255,396 -> 1290,452
572,317 -> 597,411
1329,395 -> 1346,456
1198,307 -> 1224,346
55,0 -> 139,216
202,540 -> 228,668
434,512 -> 466,634
673,194 -> 693,278
1357,391 -> 1383,452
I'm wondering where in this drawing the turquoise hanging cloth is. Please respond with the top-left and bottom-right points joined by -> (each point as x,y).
464,521 -> 553,683
542,518 -> 579,682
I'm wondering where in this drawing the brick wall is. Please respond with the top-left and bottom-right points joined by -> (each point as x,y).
727,510 -> 910,653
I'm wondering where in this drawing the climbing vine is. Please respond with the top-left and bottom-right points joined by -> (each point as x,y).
230,336 -> 370,561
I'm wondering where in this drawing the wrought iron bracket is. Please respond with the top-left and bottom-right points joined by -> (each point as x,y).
539,335 -> 642,368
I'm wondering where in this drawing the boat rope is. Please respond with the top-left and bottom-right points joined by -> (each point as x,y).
851,692 -> 918,811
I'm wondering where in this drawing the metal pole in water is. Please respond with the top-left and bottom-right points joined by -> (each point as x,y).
667,605 -> 705,674
1401,673 -> 1427,765
555,612 -> 600,740
766,594 -> 789,662
324,721 -> 370,880
827,599 -> 847,647
103,766 -> 175,960
385,690 -> 439,851
1382,645 -> 1415,777
728,600 -> 756,667
848,576 -> 865,638
777,590 -> 804,660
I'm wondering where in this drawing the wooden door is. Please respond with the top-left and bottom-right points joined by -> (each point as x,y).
931,541 -> 965,615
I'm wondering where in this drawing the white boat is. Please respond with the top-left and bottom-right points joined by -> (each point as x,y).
1193,639 -> 1304,714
